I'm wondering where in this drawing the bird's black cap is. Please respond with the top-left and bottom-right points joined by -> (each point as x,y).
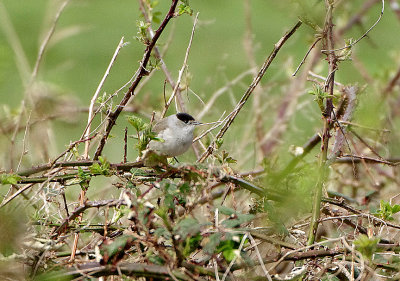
176,113 -> 195,123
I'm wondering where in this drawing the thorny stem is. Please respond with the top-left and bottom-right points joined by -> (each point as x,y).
307,1 -> 337,246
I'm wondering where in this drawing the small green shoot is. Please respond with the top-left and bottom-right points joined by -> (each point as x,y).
0,173 -> 21,185
89,156 -> 111,176
135,20 -> 151,44
127,115 -> 161,156
308,85 -> 334,113
374,200 -> 400,221
77,167 -> 91,191
354,234 -> 380,260
178,0 -> 193,16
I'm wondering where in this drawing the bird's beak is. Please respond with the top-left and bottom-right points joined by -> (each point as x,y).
193,121 -> 202,126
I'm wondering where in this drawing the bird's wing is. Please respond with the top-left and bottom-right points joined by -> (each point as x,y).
151,119 -> 168,134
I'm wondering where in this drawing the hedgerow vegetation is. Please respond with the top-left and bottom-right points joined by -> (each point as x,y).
1,0 -> 400,280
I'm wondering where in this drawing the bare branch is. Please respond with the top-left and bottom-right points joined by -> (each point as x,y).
84,37 -> 126,158
161,13 -> 199,118
94,0 -> 179,160
198,21 -> 303,163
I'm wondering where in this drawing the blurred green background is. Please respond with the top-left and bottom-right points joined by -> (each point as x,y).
0,0 -> 399,167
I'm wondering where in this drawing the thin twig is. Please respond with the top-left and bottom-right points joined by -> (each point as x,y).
383,64 -> 400,96
53,199 -> 124,236
84,37 -> 126,158
197,69 -> 254,120
308,71 -> 344,87
269,237 -> 345,273
0,183 -> 34,208
71,37 -> 126,262
193,112 -> 228,143
322,197 -> 400,230
334,155 -> 400,166
221,233 -> 248,281
161,13 -> 199,118
124,127 -> 128,163
338,0 -> 380,35
16,109 -> 32,172
93,0 -> 179,160
198,21 -> 303,163
292,37 -> 321,76
351,129 -> 383,159
138,0 -> 186,113
31,0 -> 71,82
321,0 -> 384,53
248,234 -> 273,281
213,259 -> 220,281
308,1 -> 337,245
330,86 -> 358,157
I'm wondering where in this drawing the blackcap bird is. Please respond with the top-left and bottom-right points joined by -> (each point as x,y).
147,113 -> 201,157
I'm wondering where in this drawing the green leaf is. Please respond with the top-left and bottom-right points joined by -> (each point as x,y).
127,116 -> 147,132
177,0 -> 193,16
148,254 -> 165,265
392,205 -> 400,214
217,206 -> 236,216
135,20 -> 151,44
374,200 -> 400,221
164,193 -> 175,209
225,156 -> 237,164
338,38 -> 354,61
0,173 -> 21,185
216,239 -> 241,262
152,11 -> 162,24
154,227 -> 170,239
216,206 -> 254,228
179,182 -> 191,193
77,167 -> 91,190
174,218 -> 200,238
155,207 -> 168,221
203,233 -> 222,255
222,213 -> 254,228
215,138 -> 223,149
89,157 -> 111,176
222,249 -> 236,262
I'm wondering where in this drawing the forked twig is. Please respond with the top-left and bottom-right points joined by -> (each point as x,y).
321,0 -> 384,53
